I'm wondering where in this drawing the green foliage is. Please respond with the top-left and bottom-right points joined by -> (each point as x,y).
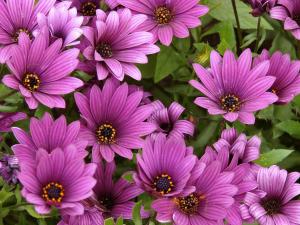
256,149 -> 294,167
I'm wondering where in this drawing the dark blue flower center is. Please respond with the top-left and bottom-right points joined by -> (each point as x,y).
99,196 -> 114,210
97,43 -> 113,58
96,124 -> 116,144
42,182 -> 64,204
262,198 -> 281,215
176,193 -> 203,215
81,1 -> 97,16
153,174 -> 174,194
221,94 -> 240,112
154,6 -> 172,25
22,73 -> 40,92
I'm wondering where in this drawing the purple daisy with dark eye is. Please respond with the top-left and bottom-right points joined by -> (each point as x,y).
80,8 -> 159,81
19,147 -> 97,215
74,78 -> 156,162
254,49 -> 300,104
71,0 -> 99,18
118,0 -> 209,46
241,166 -> 300,225
148,101 -> 194,138
2,32 -> 83,109
190,49 -> 278,124
270,0 -> 300,40
134,134 -> 197,198
0,0 -> 56,63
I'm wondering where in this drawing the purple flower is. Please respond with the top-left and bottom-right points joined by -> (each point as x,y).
2,33 -> 83,109
134,134 -> 197,198
213,128 -> 261,164
80,9 -> 159,81
189,49 -> 278,124
74,78 -> 156,162
12,112 -> 87,168
19,147 -> 97,215
93,161 -> 148,220
254,50 -> 300,104
71,0 -> 100,19
118,0 -> 209,46
148,101 -> 194,138
152,160 -> 238,225
0,0 -> 56,63
37,2 -> 84,47
248,0 -> 277,16
0,154 -> 19,185
0,112 -> 26,132
105,0 -> 118,9
270,0 -> 300,40
241,166 -> 300,225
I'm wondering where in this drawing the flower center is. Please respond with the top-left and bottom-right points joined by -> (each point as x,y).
176,193 -> 204,215
96,43 -> 113,58
42,182 -> 64,204
154,6 -> 172,25
221,94 -> 240,112
81,1 -> 97,16
270,88 -> 278,95
12,28 -> 32,42
262,198 -> 281,215
96,124 -> 116,144
99,196 -> 113,210
22,73 -> 41,92
153,174 -> 174,194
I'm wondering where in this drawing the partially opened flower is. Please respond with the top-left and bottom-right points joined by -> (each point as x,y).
74,79 -> 156,162
0,154 -> 19,185
2,33 -> 83,109
118,0 -> 209,46
81,9 -> 159,81
134,134 -> 197,198
0,0 -> 56,63
152,160 -> 238,225
254,50 -> 300,104
247,0 -> 276,16
213,128 -> 261,164
37,2 -> 84,47
93,161 -> 148,220
0,112 -> 26,132
270,0 -> 300,40
148,101 -> 194,138
19,147 -> 97,215
12,112 -> 87,168
241,166 -> 300,225
190,49 -> 278,124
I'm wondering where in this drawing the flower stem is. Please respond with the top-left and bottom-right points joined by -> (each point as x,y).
255,17 -> 261,52
231,0 -> 242,52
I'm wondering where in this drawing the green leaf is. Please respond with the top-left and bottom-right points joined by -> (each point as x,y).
276,120 -> 300,139
25,205 -> 50,219
257,105 -> 274,120
132,201 -> 142,225
255,149 -> 294,167
270,33 -> 297,59
154,45 -> 185,83
203,0 -> 272,30
104,218 -> 115,225
0,187 -> 14,204
116,217 -> 123,225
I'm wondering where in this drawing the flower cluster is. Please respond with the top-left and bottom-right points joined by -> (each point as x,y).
0,1 -> 299,225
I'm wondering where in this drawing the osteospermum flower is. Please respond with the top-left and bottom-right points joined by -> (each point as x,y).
118,0 -> 209,46
152,160 -> 238,224
93,161 -> 148,219
241,166 -> 300,225
0,154 -> 19,185
37,1 -> 84,47
270,0 -> 300,40
0,112 -> 26,132
148,101 -> 194,138
74,79 -> 156,162
254,50 -> 300,104
189,49 -> 278,124
71,0 -> 99,18
81,9 -> 159,80
213,128 -> 261,164
2,33 -> 83,109
247,0 -> 276,16
12,112 -> 87,168
0,0 -> 56,63
19,147 -> 96,215
134,134 -> 197,197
